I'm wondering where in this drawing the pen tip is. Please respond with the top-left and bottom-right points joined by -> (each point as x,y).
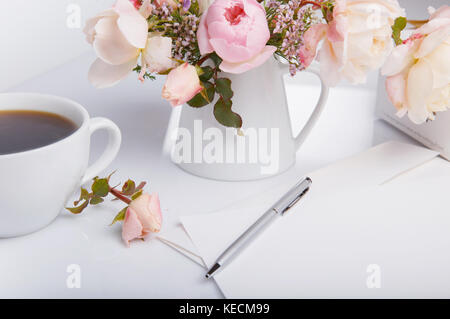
205,263 -> 221,279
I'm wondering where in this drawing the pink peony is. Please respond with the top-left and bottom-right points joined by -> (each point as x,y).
197,0 -> 276,74
162,63 -> 203,106
122,193 -> 162,246
382,5 -> 450,124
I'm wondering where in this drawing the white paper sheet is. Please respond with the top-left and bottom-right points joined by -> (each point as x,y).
205,181 -> 450,298
178,142 -> 443,297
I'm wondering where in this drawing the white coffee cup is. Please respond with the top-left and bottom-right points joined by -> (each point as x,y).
0,93 -> 121,238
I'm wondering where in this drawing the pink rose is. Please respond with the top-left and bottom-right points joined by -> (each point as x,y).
197,0 -> 276,74
122,193 -> 162,246
298,24 -> 327,68
85,0 -> 148,88
129,0 -> 142,9
162,63 -> 203,106
382,5 -> 450,124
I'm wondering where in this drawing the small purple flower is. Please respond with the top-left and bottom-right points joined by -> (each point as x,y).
183,0 -> 191,11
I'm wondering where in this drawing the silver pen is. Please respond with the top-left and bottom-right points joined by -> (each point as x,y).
205,177 -> 312,279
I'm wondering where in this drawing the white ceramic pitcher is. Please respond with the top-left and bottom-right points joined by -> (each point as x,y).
172,58 -> 329,181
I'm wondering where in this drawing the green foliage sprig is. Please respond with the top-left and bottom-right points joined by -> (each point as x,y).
187,53 -> 243,129
66,172 -> 147,226
392,17 -> 407,45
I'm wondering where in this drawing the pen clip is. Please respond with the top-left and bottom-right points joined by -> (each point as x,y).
273,178 -> 312,215
281,187 -> 310,215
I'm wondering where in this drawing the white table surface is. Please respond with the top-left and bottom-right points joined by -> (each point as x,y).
0,53 -> 417,298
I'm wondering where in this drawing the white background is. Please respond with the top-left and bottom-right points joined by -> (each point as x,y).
0,0 -> 446,91
0,0 -> 114,91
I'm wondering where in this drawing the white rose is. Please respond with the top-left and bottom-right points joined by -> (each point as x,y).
382,5 -> 450,124
143,33 -> 175,74
84,0 -> 148,88
318,0 -> 405,86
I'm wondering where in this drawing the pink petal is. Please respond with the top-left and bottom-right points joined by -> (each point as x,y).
385,73 -> 406,110
83,9 -> 116,44
406,60 -> 434,124
147,193 -> 162,233
115,0 -> 148,48
162,63 -> 203,106
298,24 -> 327,68
88,58 -> 137,88
318,41 -> 343,87
242,0 -> 261,16
197,12 -> 214,55
415,25 -> 450,58
328,13 -> 346,42
220,45 -> 276,74
381,43 -> 416,76
423,41 -> 450,88
139,0 -> 153,18
415,18 -> 450,36
430,5 -> 450,20
93,16 -> 139,65
207,21 -> 237,44
210,38 -> 253,63
122,207 -> 144,247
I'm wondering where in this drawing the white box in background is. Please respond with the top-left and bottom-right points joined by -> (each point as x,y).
376,76 -> 450,160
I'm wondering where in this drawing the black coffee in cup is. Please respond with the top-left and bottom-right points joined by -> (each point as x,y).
0,110 -> 77,155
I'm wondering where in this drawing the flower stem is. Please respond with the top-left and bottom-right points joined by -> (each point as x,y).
197,54 -> 211,66
407,20 -> 427,29
110,188 -> 131,205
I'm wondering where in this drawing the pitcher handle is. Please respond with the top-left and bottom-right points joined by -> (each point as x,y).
279,62 -> 330,151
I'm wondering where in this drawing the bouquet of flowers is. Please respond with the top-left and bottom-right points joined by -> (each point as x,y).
85,0 -> 449,128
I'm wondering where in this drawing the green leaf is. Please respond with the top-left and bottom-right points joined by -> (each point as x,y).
131,189 -> 143,201
74,188 -> 91,206
392,17 -> 407,45
92,178 -> 109,197
110,207 -> 128,226
158,68 -> 173,75
187,82 -> 215,108
215,78 -> 233,100
209,53 -> 222,67
121,179 -> 136,196
132,65 -> 156,80
66,200 -> 89,215
199,66 -> 214,82
213,98 -> 243,128
90,196 -> 104,205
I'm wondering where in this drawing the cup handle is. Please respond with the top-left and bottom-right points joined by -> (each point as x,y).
279,63 -> 330,151
81,117 -> 122,185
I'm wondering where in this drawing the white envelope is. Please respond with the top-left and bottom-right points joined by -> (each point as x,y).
159,142 -> 442,297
